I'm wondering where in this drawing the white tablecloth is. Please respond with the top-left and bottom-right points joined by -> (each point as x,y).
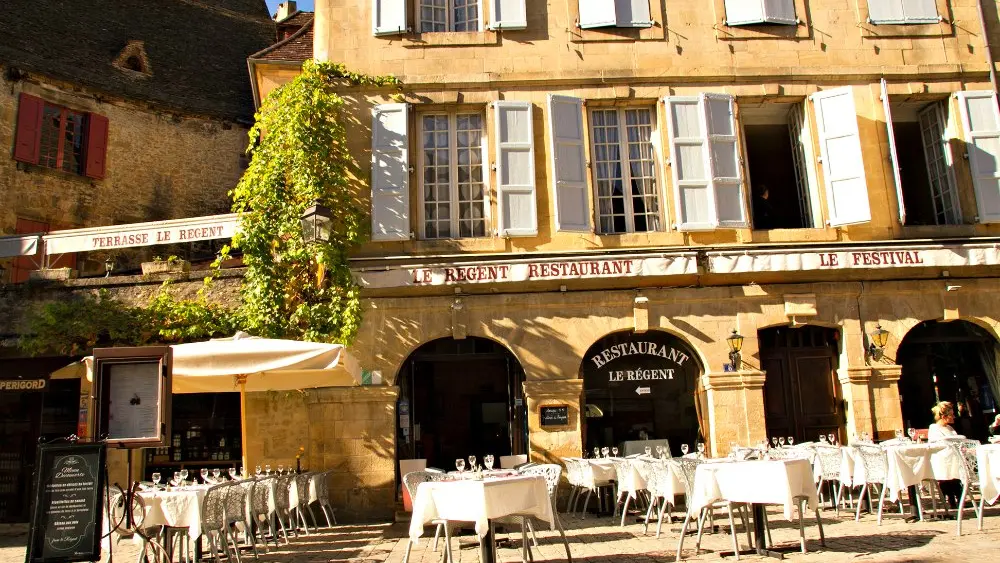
978,444 -> 1000,504
586,459 -> 617,483
408,475 -> 553,539
136,488 -> 207,539
883,443 -> 947,502
689,459 -> 817,520
839,446 -> 865,486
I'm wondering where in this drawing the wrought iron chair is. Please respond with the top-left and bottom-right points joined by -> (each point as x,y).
949,440 -> 984,535
271,474 -> 297,543
311,469 -> 338,527
224,478 -> 259,561
200,482 -> 238,562
642,458 -> 677,538
290,472 -> 319,534
400,471 -> 454,563
671,458 -> 751,561
248,476 -> 280,549
492,464 -> 573,563
813,446 -> 846,515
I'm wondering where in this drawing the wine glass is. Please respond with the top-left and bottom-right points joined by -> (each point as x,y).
152,472 -> 161,488
180,469 -> 189,483
779,437 -> 786,446
172,471 -> 181,486
655,445 -> 664,458
468,455 -> 477,471
644,446 -> 652,457
484,455 -> 494,470
894,429 -> 904,440
771,437 -> 778,448
819,434 -> 828,444
828,433 -> 836,445
277,464 -> 284,475
456,459 -> 465,473
696,442 -> 705,457
213,468 -> 221,479
228,467 -> 237,480
611,447 -> 619,457
907,428 -> 917,442
788,436 -> 795,446
255,465 -> 262,476
240,467 -> 248,479
593,447 -> 600,458
200,468 -> 209,483
600,447 -> 609,458
681,444 -> 689,456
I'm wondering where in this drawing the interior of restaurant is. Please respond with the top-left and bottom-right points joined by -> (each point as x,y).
144,393 -> 242,480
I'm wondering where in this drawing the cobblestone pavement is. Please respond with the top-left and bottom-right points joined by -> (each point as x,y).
3,503 -> 999,563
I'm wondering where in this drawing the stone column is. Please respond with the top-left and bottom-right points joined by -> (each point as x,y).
523,379 -> 584,463
702,369 -> 766,457
837,364 -> 903,442
305,386 -> 399,521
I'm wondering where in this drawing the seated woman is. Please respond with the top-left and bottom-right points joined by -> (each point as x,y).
927,401 -> 961,509
990,414 -> 1000,437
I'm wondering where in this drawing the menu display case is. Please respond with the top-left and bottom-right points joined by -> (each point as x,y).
144,393 -> 241,476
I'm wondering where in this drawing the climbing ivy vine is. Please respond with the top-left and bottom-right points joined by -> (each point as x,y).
22,61 -> 399,354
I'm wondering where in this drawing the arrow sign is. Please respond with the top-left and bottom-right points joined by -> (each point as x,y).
635,387 -> 651,395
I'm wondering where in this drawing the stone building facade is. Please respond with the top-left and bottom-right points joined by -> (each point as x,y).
241,0 -> 1000,517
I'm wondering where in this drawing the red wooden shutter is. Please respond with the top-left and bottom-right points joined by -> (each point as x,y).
84,113 -> 109,179
13,93 -> 44,164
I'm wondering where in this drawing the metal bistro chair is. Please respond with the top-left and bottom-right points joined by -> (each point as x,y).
400,471 -> 454,563
813,446 -> 846,516
949,440 -> 984,535
561,458 -> 584,514
248,476 -> 281,550
310,470 -> 338,527
643,458 -> 677,538
612,458 -> 647,527
224,478 -> 259,561
492,464 -> 573,563
572,459 -> 614,518
290,472 -> 319,534
200,482 -> 238,562
671,458 -> 752,561
851,444 -> 913,524
271,474 -> 298,543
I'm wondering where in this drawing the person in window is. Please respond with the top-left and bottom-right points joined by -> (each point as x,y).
752,183 -> 776,230
928,401 -> 962,510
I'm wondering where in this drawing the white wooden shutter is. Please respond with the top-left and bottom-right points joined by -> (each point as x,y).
868,0 -> 905,24
811,87 -> 872,226
763,0 -> 797,25
918,103 -> 961,224
578,0 -> 617,29
704,94 -> 747,227
547,95 -> 591,232
614,0 -> 653,28
494,101 -> 537,236
880,79 -> 906,225
489,0 -> 527,30
370,103 -> 411,240
724,0 -> 766,25
957,91 -> 1000,223
902,0 -> 939,23
665,96 -> 714,230
373,0 -> 407,36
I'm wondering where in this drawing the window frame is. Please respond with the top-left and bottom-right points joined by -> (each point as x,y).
567,0 -> 666,42
587,105 -> 664,234
417,0 -> 484,33
39,102 -> 87,175
712,0 -> 810,40
416,109 -> 491,240
857,0 -> 952,37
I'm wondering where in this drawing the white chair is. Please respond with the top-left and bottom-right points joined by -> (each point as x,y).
223,479 -> 259,561
851,444 -> 915,524
492,464 -> 573,563
500,454 -> 528,469
641,458 -> 676,538
813,446 -> 844,515
400,471 -> 454,563
200,482 -> 239,562
248,476 -> 281,549
270,475 -> 297,543
290,472 -> 319,534
948,440 -> 984,535
612,458 -> 647,527
671,458 -> 750,561
310,470 -> 338,527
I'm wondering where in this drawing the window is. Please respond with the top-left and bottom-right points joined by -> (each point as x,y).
725,0 -> 796,26
419,112 -> 488,238
420,0 -> 481,32
881,86 -> 961,226
868,0 -> 939,24
13,93 -> 108,179
578,0 -> 652,29
739,101 -> 820,230
589,107 -> 661,233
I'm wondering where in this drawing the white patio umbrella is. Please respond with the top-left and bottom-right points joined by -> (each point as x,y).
51,332 -> 361,468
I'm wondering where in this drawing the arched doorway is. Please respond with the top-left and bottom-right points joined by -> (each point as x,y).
581,330 -> 704,457
396,337 -> 527,470
760,325 -> 843,443
898,320 -> 999,443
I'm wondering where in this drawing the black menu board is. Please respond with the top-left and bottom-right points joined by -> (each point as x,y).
540,405 -> 570,427
26,443 -> 106,563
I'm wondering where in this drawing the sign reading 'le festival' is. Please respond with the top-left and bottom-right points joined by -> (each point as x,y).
581,331 -> 701,397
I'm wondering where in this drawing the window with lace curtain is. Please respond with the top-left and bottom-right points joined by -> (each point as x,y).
589,107 -> 662,234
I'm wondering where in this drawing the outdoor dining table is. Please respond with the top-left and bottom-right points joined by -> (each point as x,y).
408,474 -> 553,563
882,442 -> 949,504
134,486 -> 208,540
687,458 -> 820,559
978,444 -> 1000,506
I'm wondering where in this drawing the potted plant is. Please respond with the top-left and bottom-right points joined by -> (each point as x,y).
141,255 -> 190,275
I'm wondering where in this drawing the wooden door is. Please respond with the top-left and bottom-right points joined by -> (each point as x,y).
761,326 -> 843,443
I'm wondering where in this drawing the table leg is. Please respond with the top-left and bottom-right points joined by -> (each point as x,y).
751,504 -> 785,560
480,521 -> 496,563
194,534 -> 203,563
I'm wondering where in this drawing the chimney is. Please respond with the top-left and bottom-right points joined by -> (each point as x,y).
275,1 -> 297,22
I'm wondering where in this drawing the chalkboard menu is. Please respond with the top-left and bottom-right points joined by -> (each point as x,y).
27,443 -> 106,563
540,405 -> 569,427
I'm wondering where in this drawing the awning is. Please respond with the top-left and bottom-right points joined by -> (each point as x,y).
51,334 -> 362,392
42,213 -> 239,255
0,234 -> 41,258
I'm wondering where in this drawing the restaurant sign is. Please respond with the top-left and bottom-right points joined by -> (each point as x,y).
0,378 -> 47,392
355,253 -> 698,288
42,214 -> 239,255
708,243 -> 1000,274
582,331 -> 701,397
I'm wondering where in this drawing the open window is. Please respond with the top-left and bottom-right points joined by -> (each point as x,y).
739,100 -> 820,230
881,83 -> 960,226
868,0 -> 940,25
578,0 -> 652,29
724,0 -> 796,26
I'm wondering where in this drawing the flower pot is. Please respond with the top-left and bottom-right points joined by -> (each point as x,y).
141,260 -> 191,275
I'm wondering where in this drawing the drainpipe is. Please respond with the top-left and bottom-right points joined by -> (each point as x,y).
976,0 -> 999,94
